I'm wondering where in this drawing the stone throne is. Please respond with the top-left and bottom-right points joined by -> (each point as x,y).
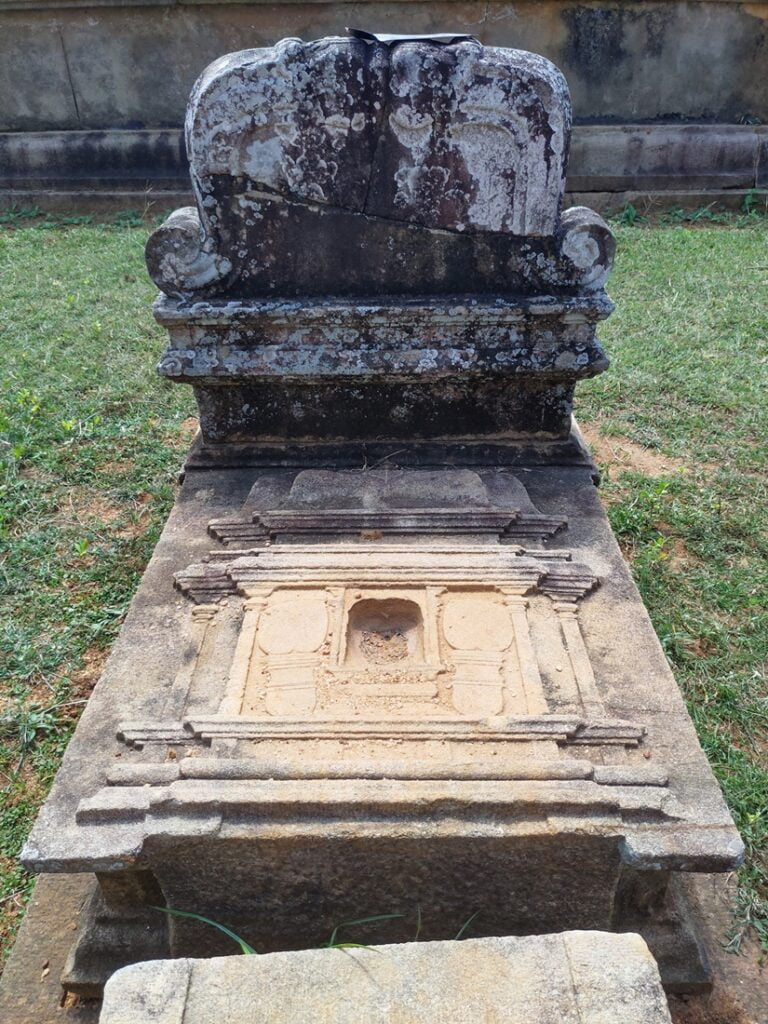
146,34 -> 615,446
20,34 -> 742,1003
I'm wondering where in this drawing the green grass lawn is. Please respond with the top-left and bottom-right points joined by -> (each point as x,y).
0,213 -> 766,965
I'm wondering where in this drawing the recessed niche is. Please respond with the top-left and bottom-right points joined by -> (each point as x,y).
345,598 -> 425,668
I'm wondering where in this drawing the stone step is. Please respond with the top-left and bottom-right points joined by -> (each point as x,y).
98,931 -> 673,1024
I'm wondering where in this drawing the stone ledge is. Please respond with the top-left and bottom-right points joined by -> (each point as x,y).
3,187 -> 766,219
2,125 -> 766,194
24,772 -> 741,875
154,294 -> 612,383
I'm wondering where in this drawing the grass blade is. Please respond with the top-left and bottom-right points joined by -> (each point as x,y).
454,911 -> 480,941
326,942 -> 381,951
325,913 -> 405,948
152,905 -> 257,954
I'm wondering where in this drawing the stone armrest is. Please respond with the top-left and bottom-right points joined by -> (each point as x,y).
146,205 -> 614,301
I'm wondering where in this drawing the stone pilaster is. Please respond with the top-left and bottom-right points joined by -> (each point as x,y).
553,600 -> 604,719
218,594 -> 268,716
165,603 -> 219,720
503,593 -> 549,715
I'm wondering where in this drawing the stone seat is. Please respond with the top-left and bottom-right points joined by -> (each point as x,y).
146,35 -> 616,444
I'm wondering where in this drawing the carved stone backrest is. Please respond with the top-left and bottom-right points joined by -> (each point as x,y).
146,37 -> 614,300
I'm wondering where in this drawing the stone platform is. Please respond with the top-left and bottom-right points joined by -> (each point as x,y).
18,437 -> 742,994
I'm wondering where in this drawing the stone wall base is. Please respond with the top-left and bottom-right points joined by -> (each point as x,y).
2,124 -> 766,216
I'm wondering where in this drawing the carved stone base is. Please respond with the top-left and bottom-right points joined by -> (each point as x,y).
60,864 -> 710,997
154,294 -> 612,444
61,872 -> 168,999
20,459 -> 742,1004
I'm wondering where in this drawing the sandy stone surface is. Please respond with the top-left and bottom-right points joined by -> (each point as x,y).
98,931 -> 672,1024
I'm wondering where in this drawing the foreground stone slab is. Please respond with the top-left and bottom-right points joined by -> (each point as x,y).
99,932 -> 673,1024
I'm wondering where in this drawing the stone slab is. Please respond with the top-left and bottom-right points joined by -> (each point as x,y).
97,932 -> 673,1024
151,294 -> 613,443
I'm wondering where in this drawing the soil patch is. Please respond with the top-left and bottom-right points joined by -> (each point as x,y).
669,990 -> 753,1024
53,489 -> 122,528
580,420 -> 690,477
180,416 -> 199,438
69,647 -> 109,703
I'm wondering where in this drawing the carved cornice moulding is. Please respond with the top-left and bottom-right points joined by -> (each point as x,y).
117,713 -> 645,748
173,544 -> 598,599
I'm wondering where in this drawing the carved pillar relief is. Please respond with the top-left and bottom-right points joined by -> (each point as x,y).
218,593 -> 269,716
424,586 -> 445,667
166,603 -> 220,720
501,592 -> 550,716
552,600 -> 604,718
326,586 -> 346,667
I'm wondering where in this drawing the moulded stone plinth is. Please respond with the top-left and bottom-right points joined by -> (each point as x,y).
154,294 -> 612,442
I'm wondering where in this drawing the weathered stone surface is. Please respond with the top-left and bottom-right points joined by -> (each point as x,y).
13,32 -> 742,1010
98,932 -> 672,1024
363,42 -> 570,235
187,38 -> 388,212
3,2 -> 768,133
20,457 -> 743,992
153,292 -> 612,442
146,37 -> 613,302
143,36 -> 615,443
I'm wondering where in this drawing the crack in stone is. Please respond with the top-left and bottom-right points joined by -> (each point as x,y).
361,48 -> 393,218
237,186 -> 545,240
58,27 -> 81,127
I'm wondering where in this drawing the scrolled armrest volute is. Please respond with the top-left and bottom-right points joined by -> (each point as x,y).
145,207 -> 232,299
559,206 -> 616,291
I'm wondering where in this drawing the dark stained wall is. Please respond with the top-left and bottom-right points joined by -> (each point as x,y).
2,1 -> 767,132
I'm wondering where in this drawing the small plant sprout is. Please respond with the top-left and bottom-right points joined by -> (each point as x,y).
323,913 -> 405,950
454,911 -> 480,940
